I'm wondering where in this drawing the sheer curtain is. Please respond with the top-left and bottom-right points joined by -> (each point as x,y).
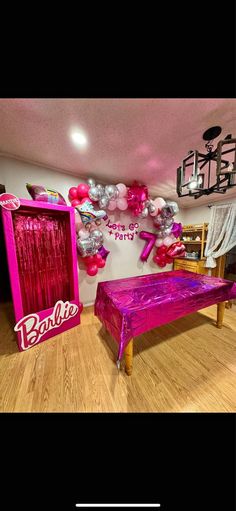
205,203 -> 236,269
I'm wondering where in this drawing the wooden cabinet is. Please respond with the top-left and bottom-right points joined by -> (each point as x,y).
173,223 -> 226,278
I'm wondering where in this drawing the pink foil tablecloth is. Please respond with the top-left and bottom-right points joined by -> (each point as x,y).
94,270 -> 236,360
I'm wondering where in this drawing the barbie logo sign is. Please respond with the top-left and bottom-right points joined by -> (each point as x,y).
0,193 -> 20,210
14,300 -> 79,350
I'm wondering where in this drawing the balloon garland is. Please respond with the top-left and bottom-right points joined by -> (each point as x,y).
68,179 -> 186,276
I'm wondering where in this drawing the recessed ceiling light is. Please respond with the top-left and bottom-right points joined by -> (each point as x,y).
70,130 -> 88,149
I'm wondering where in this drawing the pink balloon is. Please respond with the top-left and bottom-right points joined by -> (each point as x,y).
155,238 -> 164,248
108,199 -> 117,211
69,187 -> 79,200
163,235 -> 175,247
71,199 -> 81,207
116,183 -> 127,198
97,258 -> 105,268
80,197 -> 92,204
153,255 -> 167,268
139,231 -> 157,262
77,183 -> 90,198
117,198 -> 128,210
87,263 -> 98,276
153,197 -> 166,211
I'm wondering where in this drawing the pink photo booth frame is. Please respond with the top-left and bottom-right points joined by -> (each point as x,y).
1,198 -> 80,351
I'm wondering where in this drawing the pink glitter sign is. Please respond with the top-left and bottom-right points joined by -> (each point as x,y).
105,218 -> 140,240
14,300 -> 79,350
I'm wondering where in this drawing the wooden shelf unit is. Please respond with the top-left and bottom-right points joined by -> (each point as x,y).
174,222 -> 225,277
181,222 -> 208,260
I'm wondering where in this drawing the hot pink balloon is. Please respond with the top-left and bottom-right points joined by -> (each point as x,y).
77,183 -> 90,198
117,198 -> 128,210
153,254 -> 167,268
97,258 -> 106,268
71,199 -> 81,207
116,183 -> 127,198
108,199 -> 117,211
87,263 -> 98,276
69,187 -> 79,200
153,197 -> 166,211
139,231 -> 157,262
80,197 -> 92,204
93,253 -> 103,263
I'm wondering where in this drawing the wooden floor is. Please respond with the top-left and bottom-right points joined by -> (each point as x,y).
0,302 -> 236,412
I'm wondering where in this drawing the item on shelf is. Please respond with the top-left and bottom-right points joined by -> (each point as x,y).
26,183 -> 67,205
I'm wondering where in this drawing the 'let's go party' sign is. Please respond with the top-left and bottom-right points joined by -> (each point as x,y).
105,218 -> 140,241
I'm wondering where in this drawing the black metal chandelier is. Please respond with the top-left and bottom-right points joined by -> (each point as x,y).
176,126 -> 236,199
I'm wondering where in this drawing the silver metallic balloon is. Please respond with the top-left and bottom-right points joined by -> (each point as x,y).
90,229 -> 103,250
164,217 -> 174,227
95,240 -> 103,250
88,186 -> 100,201
166,200 -> 179,215
90,229 -> 104,244
148,203 -> 156,214
113,188 -> 119,199
105,184 -> 119,200
96,184 -> 105,198
161,201 -> 179,218
159,224 -> 167,232
99,195 -> 110,209
153,214 -> 165,228
87,178 -> 96,187
145,199 -> 151,208
162,227 -> 172,236
138,207 -> 149,218
77,237 -> 96,257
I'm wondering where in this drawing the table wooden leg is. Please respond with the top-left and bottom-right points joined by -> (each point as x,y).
125,339 -> 133,376
217,301 -> 225,329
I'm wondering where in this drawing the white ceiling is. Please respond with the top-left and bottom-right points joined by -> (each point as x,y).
0,98 -> 235,207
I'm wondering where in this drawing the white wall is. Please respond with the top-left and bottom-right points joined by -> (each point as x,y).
182,196 -> 236,224
0,156 -> 184,306
0,156 -> 79,203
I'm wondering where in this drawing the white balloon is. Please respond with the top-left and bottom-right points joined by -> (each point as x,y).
163,235 -> 175,247
153,197 -> 166,211
155,238 -> 164,247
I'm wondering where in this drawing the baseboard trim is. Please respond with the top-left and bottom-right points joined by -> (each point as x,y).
84,302 -> 95,308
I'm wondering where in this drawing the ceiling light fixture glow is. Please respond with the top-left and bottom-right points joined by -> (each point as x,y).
71,130 -> 88,149
187,178 -> 198,190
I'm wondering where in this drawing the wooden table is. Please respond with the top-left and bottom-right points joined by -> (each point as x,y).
123,301 -> 225,376
95,270 -> 236,376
